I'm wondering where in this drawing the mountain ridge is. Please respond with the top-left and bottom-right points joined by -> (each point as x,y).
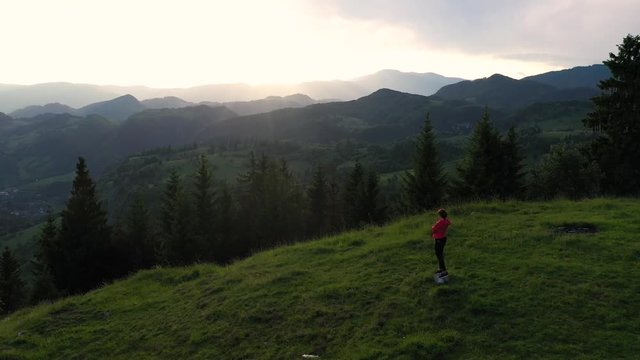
0,69 -> 464,112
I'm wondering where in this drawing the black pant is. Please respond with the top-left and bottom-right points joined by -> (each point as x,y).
434,237 -> 447,271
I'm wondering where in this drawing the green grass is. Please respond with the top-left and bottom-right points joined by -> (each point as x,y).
1,198 -> 639,359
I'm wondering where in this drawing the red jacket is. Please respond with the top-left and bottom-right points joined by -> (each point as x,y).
432,218 -> 451,239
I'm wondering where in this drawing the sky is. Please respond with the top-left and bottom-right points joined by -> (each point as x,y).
1,0 -> 638,88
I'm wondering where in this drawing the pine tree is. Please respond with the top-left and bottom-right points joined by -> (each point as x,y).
236,155 -> 305,250
326,180 -> 343,234
236,152 -> 261,251
454,109 -> 504,199
35,209 -> 57,268
31,209 -> 59,304
29,265 -> 58,305
277,160 -> 305,244
343,161 -> 367,228
193,154 -> 216,260
54,157 -> 113,294
123,195 -> 156,270
364,170 -> 386,224
528,144 -> 602,200
584,34 -> 640,194
0,247 -> 25,314
160,170 -> 194,265
342,162 -> 385,227
401,115 -> 447,213
498,127 -> 525,199
307,165 -> 329,237
216,184 -> 237,262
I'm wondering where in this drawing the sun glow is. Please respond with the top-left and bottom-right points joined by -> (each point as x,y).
1,0 -> 560,87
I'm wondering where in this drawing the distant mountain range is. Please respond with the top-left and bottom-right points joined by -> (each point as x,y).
0,69 -> 465,113
0,65 -> 609,114
8,94 -> 322,121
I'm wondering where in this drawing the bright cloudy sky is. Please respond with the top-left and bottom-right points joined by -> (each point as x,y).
1,0 -> 638,87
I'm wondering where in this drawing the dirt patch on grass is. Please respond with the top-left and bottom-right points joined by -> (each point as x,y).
554,223 -> 598,234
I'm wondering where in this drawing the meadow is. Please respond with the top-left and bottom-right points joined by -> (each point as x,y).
1,198 -> 638,359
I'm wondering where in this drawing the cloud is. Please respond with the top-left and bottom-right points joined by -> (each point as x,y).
321,0 -> 640,66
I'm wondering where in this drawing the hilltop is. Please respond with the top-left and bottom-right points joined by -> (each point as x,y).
1,199 -> 638,359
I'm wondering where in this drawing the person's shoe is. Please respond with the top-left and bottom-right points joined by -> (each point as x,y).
438,271 -> 449,278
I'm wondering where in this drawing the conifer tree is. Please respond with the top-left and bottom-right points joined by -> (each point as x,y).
31,210 -> 59,304
216,184 -> 237,261
498,127 -> 525,199
160,170 -> 195,265
343,161 -> 367,228
237,155 -> 305,249
0,247 -> 25,314
584,34 -> 640,194
528,144 -> 602,199
326,180 -> 343,234
193,154 -> 216,260
307,165 -> 329,237
236,152 -> 261,251
364,170 -> 386,224
54,157 -> 113,294
123,195 -> 156,270
342,162 -> 385,227
401,115 -> 446,212
454,110 -> 504,199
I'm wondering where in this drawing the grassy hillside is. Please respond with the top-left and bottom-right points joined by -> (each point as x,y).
1,199 -> 639,359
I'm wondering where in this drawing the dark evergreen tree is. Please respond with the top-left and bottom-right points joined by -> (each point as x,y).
364,170 -> 386,224
498,127 -> 525,199
401,115 -> 447,212
160,170 -> 195,265
342,162 -> 385,227
0,247 -> 25,314
34,209 -> 57,268
53,157 -> 113,294
326,179 -> 343,234
193,154 -> 216,260
122,195 -> 156,270
584,34 -> 640,194
307,165 -> 329,237
31,210 -> 59,304
343,161 -> 367,228
454,110 -> 504,199
528,144 -> 602,200
216,184 -> 237,262
29,265 -> 58,305
236,154 -> 305,250
236,152 -> 261,252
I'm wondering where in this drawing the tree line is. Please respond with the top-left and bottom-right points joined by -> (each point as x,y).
1,150 -> 389,311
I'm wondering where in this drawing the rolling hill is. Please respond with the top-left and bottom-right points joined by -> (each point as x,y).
434,74 -> 599,109
8,103 -> 75,119
1,199 -> 638,359
523,64 -> 610,89
75,94 -> 146,122
354,69 -> 464,97
112,105 -> 238,155
140,96 -> 196,109
200,89 -> 504,144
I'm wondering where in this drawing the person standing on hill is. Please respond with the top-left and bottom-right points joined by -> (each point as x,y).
432,208 -> 451,278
